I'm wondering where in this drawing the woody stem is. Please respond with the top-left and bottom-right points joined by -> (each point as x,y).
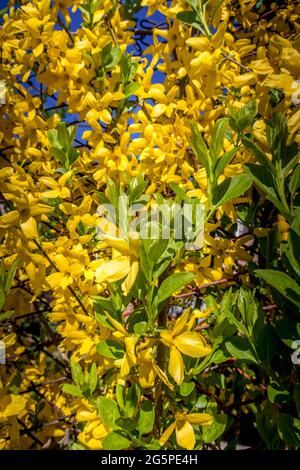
154,302 -> 168,439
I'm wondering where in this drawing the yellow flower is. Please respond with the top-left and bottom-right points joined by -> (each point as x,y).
0,394 -> 27,420
95,228 -> 140,295
137,347 -> 173,389
159,411 -> 213,449
160,310 -> 212,384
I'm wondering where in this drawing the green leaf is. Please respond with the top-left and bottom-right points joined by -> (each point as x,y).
293,384 -> 300,417
256,325 -> 282,371
229,100 -> 257,133
102,432 -> 131,450
224,336 -> 258,363
176,11 -> 202,30
212,174 -> 252,208
0,289 -> 5,312
268,382 -> 289,404
245,164 -> 290,219
202,414 -> 228,443
124,82 -> 141,97
96,340 -> 125,359
0,310 -> 14,321
97,397 -> 120,429
0,7 -> 8,18
289,164 -> 300,198
70,360 -> 84,387
140,243 -> 154,282
149,239 -> 169,266
266,112 -> 288,161
190,121 -> 210,173
178,382 -> 195,396
124,383 -> 140,418
95,311 -> 115,330
170,183 -> 191,203
255,403 -> 284,449
5,260 -> 18,292
255,269 -> 300,308
156,272 -> 194,306
281,243 -> 300,279
242,136 -> 274,172
47,128 -> 60,148
106,176 -> 120,208
88,363 -> 98,394
212,318 -> 237,344
93,296 -> 117,316
289,216 -> 300,263
102,44 -> 122,69
211,117 -> 229,160
68,147 -> 80,167
127,172 -> 148,203
277,414 -> 300,447
57,123 -> 70,149
61,384 -> 83,397
213,148 -> 237,180
116,384 -> 125,411
137,400 -> 154,436
50,147 -> 66,166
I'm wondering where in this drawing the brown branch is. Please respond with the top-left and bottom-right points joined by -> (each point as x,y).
221,51 -> 251,73
175,278 -> 233,298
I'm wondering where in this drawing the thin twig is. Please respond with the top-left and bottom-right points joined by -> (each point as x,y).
221,51 -> 251,73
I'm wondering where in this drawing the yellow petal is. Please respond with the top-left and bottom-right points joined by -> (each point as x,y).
106,313 -> 127,335
0,395 -> 27,418
152,103 -> 167,118
210,21 -> 227,48
175,419 -> 195,450
281,47 -> 300,76
159,421 -> 176,447
139,362 -> 156,388
172,309 -> 190,337
185,37 -> 210,51
169,346 -> 184,385
250,58 -> 273,74
233,72 -> 256,87
33,42 -> 44,57
122,259 -> 139,296
160,330 -> 174,348
120,353 -> 131,377
187,413 -> 213,426
0,210 -> 19,228
20,216 -> 38,239
103,235 -> 130,255
153,363 -> 174,390
174,332 -> 212,358
95,257 -> 130,284
124,336 -> 138,364
47,272 -> 69,289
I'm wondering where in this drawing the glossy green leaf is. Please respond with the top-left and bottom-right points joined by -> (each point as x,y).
96,340 -> 125,359
102,432 -> 131,450
212,174 -> 252,208
255,269 -> 300,308
156,272 -> 194,306
97,397 -> 120,429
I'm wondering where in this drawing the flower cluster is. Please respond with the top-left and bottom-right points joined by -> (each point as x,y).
0,0 -> 299,451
